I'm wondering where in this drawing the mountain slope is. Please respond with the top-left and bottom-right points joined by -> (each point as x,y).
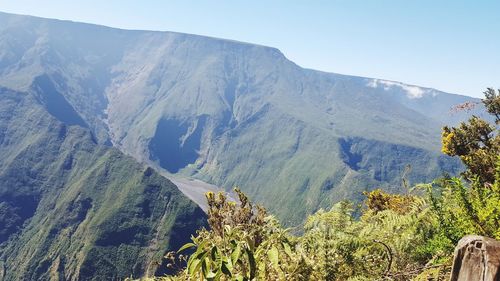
0,12 -> 482,223
0,88 -> 206,280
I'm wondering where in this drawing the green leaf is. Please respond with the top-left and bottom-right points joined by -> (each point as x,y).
225,257 -> 233,272
206,271 -> 217,279
202,256 -> 209,277
268,246 -> 279,269
188,251 -> 207,276
211,246 -> 218,261
177,242 -> 196,253
282,242 -> 293,258
246,248 -> 256,279
231,244 -> 241,265
215,249 -> 222,268
221,261 -> 232,276
258,260 -> 266,278
188,259 -> 200,276
192,248 -> 207,261
214,270 -> 223,280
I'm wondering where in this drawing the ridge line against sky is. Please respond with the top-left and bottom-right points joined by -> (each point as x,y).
0,0 -> 499,98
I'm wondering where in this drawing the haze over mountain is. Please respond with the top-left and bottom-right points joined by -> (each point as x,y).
0,12 -> 485,225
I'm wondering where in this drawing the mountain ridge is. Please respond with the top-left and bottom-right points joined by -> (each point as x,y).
0,11 -> 481,225
0,10 -> 478,99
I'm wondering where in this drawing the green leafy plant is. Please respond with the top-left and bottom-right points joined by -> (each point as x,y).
164,188 -> 314,281
159,188 -> 452,281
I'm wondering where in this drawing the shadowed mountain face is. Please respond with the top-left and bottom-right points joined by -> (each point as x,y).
149,116 -> 207,173
0,12 -> 482,225
0,88 -> 206,280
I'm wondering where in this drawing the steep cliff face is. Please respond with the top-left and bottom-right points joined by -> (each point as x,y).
0,12 -> 481,223
0,88 -> 206,280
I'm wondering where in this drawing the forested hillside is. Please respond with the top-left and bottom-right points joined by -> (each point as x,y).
0,88 -> 206,280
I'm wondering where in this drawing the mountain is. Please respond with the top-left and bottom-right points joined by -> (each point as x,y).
0,12 -> 484,227
0,86 -> 206,281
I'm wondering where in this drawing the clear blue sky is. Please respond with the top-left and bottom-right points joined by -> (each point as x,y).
0,0 -> 499,98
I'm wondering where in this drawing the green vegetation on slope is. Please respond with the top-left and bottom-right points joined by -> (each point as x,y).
151,89 -> 499,280
0,88 -> 206,280
0,12 -> 471,225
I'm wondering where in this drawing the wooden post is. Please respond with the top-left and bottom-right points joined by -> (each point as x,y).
450,235 -> 500,281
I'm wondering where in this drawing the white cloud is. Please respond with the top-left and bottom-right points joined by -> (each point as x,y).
367,79 -> 434,99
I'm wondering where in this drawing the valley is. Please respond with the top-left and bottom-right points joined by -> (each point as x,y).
0,11 -> 488,280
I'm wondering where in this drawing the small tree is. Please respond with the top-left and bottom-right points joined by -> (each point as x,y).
441,88 -> 499,184
168,189 -> 313,281
430,88 -> 500,240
